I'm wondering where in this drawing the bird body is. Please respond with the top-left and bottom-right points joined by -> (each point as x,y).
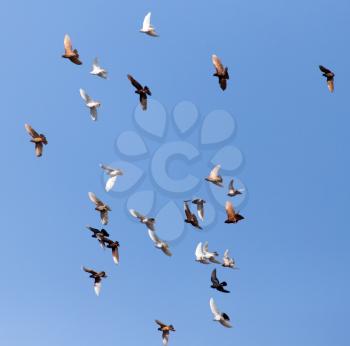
104,239 -> 120,264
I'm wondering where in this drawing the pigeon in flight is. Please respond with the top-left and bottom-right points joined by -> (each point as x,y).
148,229 -> 172,256
203,242 -> 221,264
62,34 -> 82,65
211,268 -> 230,293
184,200 -> 202,230
82,266 -> 107,296
225,201 -> 244,224
222,249 -> 238,269
104,239 -> 120,265
205,165 -> 223,187
24,124 -> 48,157
155,320 -> 175,346
88,192 -> 111,225
227,179 -> 243,197
100,164 -> 123,192
80,89 -> 101,121
90,57 -> 108,79
129,209 -> 156,231
192,198 -> 206,221
140,12 -> 159,37
127,74 -> 151,110
86,226 -> 110,249
319,65 -> 335,93
209,298 -> 232,328
195,242 -> 210,264
212,54 -> 229,91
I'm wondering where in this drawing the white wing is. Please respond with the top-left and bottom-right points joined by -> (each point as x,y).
210,298 -> 220,317
94,281 -> 101,296
90,107 -> 97,121
142,12 -> 151,30
88,192 -> 100,205
80,88 -> 91,103
203,241 -> 209,253
105,176 -> 117,192
224,249 -> 229,259
129,209 -> 142,219
195,242 -> 203,259
92,57 -> 100,69
209,164 -> 221,178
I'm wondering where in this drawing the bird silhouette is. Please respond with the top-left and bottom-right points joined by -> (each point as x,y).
319,65 -> 335,93
127,74 -> 151,110
211,268 -> 230,293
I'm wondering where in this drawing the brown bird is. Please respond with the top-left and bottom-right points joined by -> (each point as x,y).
82,266 -> 107,296
88,192 -> 111,225
127,74 -> 151,110
225,201 -> 244,224
205,164 -> 223,187
319,65 -> 334,93
184,200 -> 202,230
62,34 -> 82,65
155,320 -> 175,346
86,226 -> 109,249
104,239 -> 120,264
227,179 -> 243,197
212,54 -> 229,91
24,124 -> 48,157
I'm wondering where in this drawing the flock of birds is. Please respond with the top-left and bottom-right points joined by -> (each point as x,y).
24,11 -> 336,345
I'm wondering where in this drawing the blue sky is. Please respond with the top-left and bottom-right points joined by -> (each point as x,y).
1,0 -> 349,345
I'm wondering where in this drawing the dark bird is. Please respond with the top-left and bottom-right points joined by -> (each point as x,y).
82,266 -> 107,296
211,268 -> 230,293
104,239 -> 120,264
184,200 -> 202,230
319,65 -> 334,93
225,201 -> 244,224
227,179 -> 243,197
155,320 -> 175,346
86,226 -> 109,248
62,34 -> 82,65
127,74 -> 151,110
88,192 -> 111,225
212,54 -> 229,91
192,198 -> 206,221
24,124 -> 48,157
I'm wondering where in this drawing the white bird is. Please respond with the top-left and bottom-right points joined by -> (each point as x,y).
100,164 -> 123,192
205,164 -> 223,187
209,298 -> 232,328
195,242 -> 210,264
148,229 -> 172,256
90,57 -> 108,79
222,249 -> 238,269
140,12 -> 158,37
203,241 -> 221,264
79,88 -> 101,121
129,209 -> 156,231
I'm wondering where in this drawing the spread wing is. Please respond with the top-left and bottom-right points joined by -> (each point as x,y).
210,298 -> 220,317
148,229 -> 161,244
184,201 -> 192,221
228,179 -> 234,190
195,242 -> 203,258
142,12 -> 151,30
127,74 -> 143,90
162,331 -> 169,346
35,143 -> 43,157
209,165 -> 221,179
100,164 -> 117,174
319,65 -> 332,75
82,266 -> 97,275
64,34 -> 73,54
100,210 -> 109,225
88,192 -> 103,206
140,93 -> 148,111
155,319 -> 166,328
223,249 -> 229,259
211,268 -> 220,285
105,176 -> 117,192
79,88 -> 91,103
94,279 -> 102,296
129,209 -> 145,221
92,57 -> 100,69
212,54 -> 225,74
225,201 -> 235,220
24,124 -> 39,138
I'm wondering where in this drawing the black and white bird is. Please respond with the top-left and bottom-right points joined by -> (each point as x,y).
82,266 -> 107,296
227,179 -> 243,197
210,298 -> 232,328
184,200 -> 202,229
100,164 -> 123,192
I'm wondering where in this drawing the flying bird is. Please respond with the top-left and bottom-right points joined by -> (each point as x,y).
205,165 -> 223,187
209,298 -> 232,328
319,65 -> 335,93
203,241 -> 221,264
100,164 -> 123,192
211,268 -> 230,293
148,229 -> 172,256
222,249 -> 238,269
225,201 -> 244,224
80,89 -> 101,121
90,57 -> 108,79
86,226 -> 110,249
127,74 -> 151,111
195,242 -> 210,264
212,54 -> 229,91
88,192 -> 111,225
192,198 -> 206,221
155,320 -> 175,346
62,34 -> 82,65
24,124 -> 48,157
140,12 -> 159,37
227,179 -> 243,197
104,239 -> 120,264
82,266 -> 107,296
184,201 -> 202,230
129,209 -> 155,231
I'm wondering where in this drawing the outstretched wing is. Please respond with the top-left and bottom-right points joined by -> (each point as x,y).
210,297 -> 220,316
211,268 -> 220,285
183,201 -> 192,221
212,54 -> 225,74
88,192 -> 103,206
24,124 -> 39,138
142,12 -> 151,30
82,266 -> 97,275
209,164 -> 221,179
127,74 -> 143,90
195,242 -> 203,258
63,34 -> 73,54
112,246 -> 119,264
225,201 -> 235,220
129,209 -> 145,221
319,65 -> 332,75
79,88 -> 91,103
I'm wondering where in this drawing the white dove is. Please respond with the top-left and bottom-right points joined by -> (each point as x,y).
140,12 -> 158,37
203,241 -> 221,264
100,164 -> 123,192
210,298 -> 232,328
90,57 -> 108,79
222,249 -> 238,269
148,229 -> 171,256
79,88 -> 101,121
129,209 -> 156,231
195,242 -> 210,264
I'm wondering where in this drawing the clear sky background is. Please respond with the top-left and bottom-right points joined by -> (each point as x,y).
1,0 -> 349,345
